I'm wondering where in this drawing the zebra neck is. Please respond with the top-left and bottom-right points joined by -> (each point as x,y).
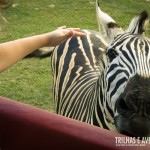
90,55 -> 116,130
92,74 -> 117,131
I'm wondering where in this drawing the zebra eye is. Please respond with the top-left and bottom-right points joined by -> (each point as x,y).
107,49 -> 118,61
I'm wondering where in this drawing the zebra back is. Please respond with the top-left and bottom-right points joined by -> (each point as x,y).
51,30 -> 107,120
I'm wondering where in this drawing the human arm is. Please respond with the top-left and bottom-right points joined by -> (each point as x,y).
0,27 -> 86,72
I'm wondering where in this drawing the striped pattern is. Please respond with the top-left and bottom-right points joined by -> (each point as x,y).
50,8 -> 150,133
109,33 -> 150,78
51,28 -> 150,132
51,30 -> 117,132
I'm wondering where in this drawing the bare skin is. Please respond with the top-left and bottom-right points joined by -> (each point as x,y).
0,26 -> 86,72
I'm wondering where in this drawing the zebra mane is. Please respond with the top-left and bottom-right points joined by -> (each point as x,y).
126,10 -> 149,35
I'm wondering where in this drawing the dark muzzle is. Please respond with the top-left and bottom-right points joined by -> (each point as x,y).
115,89 -> 150,138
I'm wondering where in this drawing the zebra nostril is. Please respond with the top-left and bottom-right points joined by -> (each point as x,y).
117,98 -> 130,114
118,91 -> 138,112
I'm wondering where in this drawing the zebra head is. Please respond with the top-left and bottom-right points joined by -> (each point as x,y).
97,2 -> 150,137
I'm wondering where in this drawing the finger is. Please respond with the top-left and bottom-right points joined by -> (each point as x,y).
67,28 -> 80,31
72,31 -> 87,37
66,30 -> 86,38
62,28 -> 87,39
57,26 -> 66,29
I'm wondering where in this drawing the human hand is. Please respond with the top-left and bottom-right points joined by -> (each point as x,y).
46,26 -> 86,47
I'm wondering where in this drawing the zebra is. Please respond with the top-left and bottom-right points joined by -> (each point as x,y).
31,1 -> 150,137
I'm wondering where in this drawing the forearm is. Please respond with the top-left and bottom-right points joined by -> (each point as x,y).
0,27 -> 86,72
0,33 -> 50,72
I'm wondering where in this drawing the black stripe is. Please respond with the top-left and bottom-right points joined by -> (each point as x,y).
92,100 -> 109,129
105,100 -> 114,118
126,37 -> 138,71
111,34 -> 129,46
107,64 -> 118,75
61,76 -> 95,115
121,49 -> 133,74
107,69 -> 129,92
110,77 -> 127,98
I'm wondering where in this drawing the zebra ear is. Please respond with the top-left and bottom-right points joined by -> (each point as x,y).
96,0 -> 124,44
126,11 -> 149,35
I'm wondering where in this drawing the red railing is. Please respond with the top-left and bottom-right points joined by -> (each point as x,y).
0,96 -> 149,150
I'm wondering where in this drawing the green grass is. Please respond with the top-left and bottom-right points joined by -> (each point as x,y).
0,0 -> 150,112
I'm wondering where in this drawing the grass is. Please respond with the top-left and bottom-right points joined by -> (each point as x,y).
0,0 -> 150,112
